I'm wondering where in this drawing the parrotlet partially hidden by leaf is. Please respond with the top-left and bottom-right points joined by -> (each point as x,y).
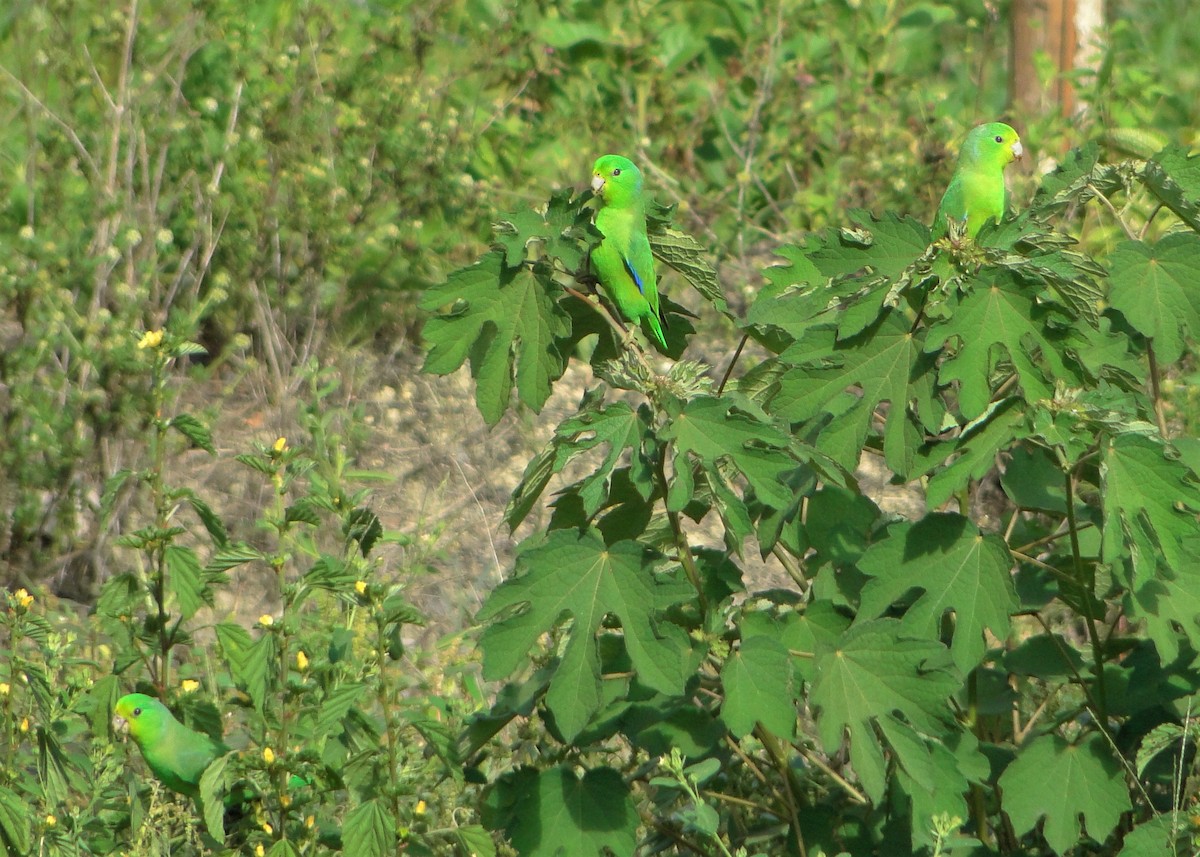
113,693 -> 227,798
932,122 -> 1024,239
590,154 -> 668,349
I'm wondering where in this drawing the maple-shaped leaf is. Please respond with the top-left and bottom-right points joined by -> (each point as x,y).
1107,233 -> 1200,364
856,514 -> 1017,673
483,765 -> 637,857
927,269 -> 1075,419
774,312 -> 939,476
421,250 -> 572,426
477,530 -> 693,741
493,187 -> 598,271
505,391 -> 654,530
809,618 -> 960,802
1101,432 -> 1200,587
998,732 -> 1130,855
660,394 -> 802,532
719,635 -> 795,739
1141,145 -> 1200,232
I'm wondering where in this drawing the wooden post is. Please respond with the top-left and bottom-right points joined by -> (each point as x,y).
1010,0 -> 1103,117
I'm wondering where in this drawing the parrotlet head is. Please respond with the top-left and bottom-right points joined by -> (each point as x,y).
591,154 -> 643,205
958,122 -> 1023,169
113,692 -> 173,746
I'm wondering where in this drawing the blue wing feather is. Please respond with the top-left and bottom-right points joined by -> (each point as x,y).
621,254 -> 645,295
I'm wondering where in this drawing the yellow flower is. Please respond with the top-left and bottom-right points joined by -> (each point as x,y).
0,683 -> 9,696
44,814 -> 56,827
273,436 -> 287,453
280,794 -> 291,809
258,614 -> 274,627
20,717 -> 30,733
296,650 -> 309,672
137,329 -> 163,350
262,822 -> 273,835
180,679 -> 200,693
415,799 -> 427,816
255,845 -> 265,857
305,815 -> 315,829
14,588 -> 33,608
262,746 -> 275,765
355,580 -> 368,596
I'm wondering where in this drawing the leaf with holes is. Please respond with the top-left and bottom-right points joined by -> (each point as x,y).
477,530 -> 692,741
421,250 -> 571,426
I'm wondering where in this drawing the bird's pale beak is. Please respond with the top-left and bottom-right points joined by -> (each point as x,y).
591,174 -> 605,193
1011,140 -> 1024,160
112,714 -> 129,736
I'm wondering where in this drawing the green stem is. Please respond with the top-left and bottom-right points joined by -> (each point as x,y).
1064,468 -> 1108,716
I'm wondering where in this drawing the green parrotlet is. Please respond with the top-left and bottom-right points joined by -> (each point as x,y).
932,122 -> 1024,239
590,154 -> 668,350
113,693 -> 227,798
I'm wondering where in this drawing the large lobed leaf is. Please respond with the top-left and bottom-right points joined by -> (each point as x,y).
857,513 -> 1017,673
421,250 -> 571,426
1107,233 -> 1200,364
774,312 -> 940,476
809,618 -> 960,801
477,530 -> 693,741
998,732 -> 1130,855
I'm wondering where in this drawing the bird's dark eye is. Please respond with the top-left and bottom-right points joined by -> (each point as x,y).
132,707 -> 141,717
994,135 -> 1003,143
612,168 -> 621,176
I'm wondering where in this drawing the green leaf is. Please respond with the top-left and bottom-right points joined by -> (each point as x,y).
649,227 -> 728,317
284,501 -> 321,526
342,798 -> 397,857
0,785 -> 31,854
920,398 -> 1027,508
477,530 -> 692,741
421,250 -> 571,426
809,619 -> 960,802
857,514 -> 1017,673
661,394 -> 801,532
165,545 -> 208,620
927,270 -> 1073,419
216,622 -> 273,712
487,766 -> 637,857
534,394 -> 653,522
1031,143 -> 1130,213
775,312 -> 937,475
998,732 -> 1131,855
205,543 -> 264,574
493,188 -> 597,271
198,752 -> 233,841
1116,815 -> 1187,857
1134,721 -> 1192,780
745,212 -> 931,344
169,413 -> 215,454
1142,144 -> 1200,232
720,635 -> 795,738
186,493 -> 229,547
454,825 -> 498,857
1102,433 -> 1200,588
879,715 -> 973,848
314,683 -> 368,738
344,507 -> 383,557
1107,234 -> 1200,364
